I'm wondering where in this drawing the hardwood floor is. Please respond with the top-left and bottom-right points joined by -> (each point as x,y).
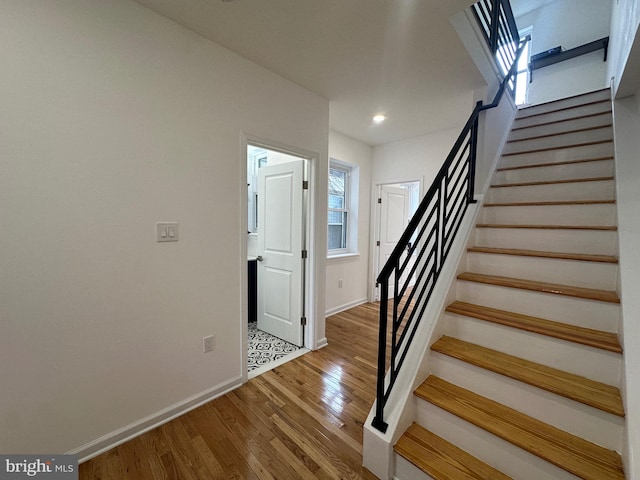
79,303 -> 383,480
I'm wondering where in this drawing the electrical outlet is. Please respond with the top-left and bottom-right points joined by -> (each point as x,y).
203,335 -> 215,353
338,278 -> 343,288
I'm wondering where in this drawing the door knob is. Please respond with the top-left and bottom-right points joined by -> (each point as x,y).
256,255 -> 263,262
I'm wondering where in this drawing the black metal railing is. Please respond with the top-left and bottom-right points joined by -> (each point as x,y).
371,1 -> 528,433
472,0 -> 521,95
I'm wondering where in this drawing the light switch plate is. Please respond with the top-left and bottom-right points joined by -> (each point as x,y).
156,222 -> 179,242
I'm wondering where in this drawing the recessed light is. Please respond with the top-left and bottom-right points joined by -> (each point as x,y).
373,114 -> 386,124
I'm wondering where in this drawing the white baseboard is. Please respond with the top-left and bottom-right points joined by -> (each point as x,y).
325,297 -> 368,317
70,375 -> 243,463
315,337 -> 329,349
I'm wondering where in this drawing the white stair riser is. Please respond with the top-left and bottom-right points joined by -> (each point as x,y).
466,252 -> 618,290
493,159 -> 615,184
517,90 -> 611,119
474,227 -> 618,256
515,101 -> 612,129
395,455 -> 434,480
443,313 -> 622,384
415,400 -> 582,480
480,203 -> 617,227
503,127 -> 613,155
429,354 -> 624,451
509,113 -> 613,142
486,180 -> 615,203
500,142 -> 613,169
455,281 -> 620,332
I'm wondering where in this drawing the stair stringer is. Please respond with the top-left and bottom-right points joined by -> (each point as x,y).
363,199 -> 485,480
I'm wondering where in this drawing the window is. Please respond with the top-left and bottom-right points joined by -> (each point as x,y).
328,164 -> 348,251
327,159 -> 358,256
495,27 -> 532,106
515,29 -> 532,106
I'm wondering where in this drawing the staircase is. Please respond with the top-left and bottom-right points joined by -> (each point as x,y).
394,89 -> 626,479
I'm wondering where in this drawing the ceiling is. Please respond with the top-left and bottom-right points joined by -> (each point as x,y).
132,0 -> 488,146
510,0 -> 557,19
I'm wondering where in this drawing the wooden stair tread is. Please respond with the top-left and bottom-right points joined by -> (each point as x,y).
502,139 -> 612,157
511,111 -> 612,132
415,376 -> 625,480
431,336 -> 624,416
496,156 -> 614,172
476,223 -> 616,231
467,246 -> 618,264
516,94 -> 611,119
484,199 -> 615,207
457,272 -> 620,304
491,176 -> 614,188
446,300 -> 622,353
394,423 -> 512,480
508,124 -> 612,143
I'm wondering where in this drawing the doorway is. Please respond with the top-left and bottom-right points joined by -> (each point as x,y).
372,180 -> 420,301
246,141 -> 310,376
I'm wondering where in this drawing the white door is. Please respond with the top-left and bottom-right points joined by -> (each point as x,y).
257,160 -> 305,346
377,185 -> 411,300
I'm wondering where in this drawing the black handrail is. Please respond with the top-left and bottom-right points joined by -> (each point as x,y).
371,2 -> 528,433
473,0 -> 521,89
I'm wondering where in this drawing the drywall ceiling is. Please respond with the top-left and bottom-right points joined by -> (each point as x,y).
133,0 -> 486,146
510,0 -> 558,19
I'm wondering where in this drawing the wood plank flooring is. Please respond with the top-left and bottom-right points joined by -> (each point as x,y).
79,302 -> 384,480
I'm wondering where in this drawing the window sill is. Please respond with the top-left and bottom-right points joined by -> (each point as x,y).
327,252 -> 360,261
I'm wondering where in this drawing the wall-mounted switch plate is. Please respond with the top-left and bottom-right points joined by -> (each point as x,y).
156,222 -> 179,242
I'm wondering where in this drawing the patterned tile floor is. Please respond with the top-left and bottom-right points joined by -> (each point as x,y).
247,322 -> 302,372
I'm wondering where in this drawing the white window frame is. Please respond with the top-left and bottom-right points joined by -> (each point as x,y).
328,159 -> 358,258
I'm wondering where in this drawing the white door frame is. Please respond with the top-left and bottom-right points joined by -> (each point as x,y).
369,177 -> 423,302
241,134 -> 317,382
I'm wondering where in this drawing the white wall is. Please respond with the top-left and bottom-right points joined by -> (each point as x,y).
609,0 -> 640,97
475,89 -> 518,195
517,0 -> 612,105
612,93 -> 640,480
373,127 -> 463,186
603,5 -> 640,473
326,131 -> 373,315
0,0 -> 329,457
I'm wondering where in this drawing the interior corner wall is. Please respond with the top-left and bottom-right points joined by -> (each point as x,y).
325,132 -> 373,315
0,0 -> 329,455
516,0 -> 613,105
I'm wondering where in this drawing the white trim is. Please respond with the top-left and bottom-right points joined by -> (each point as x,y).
327,251 -> 360,261
71,376 -> 243,463
315,337 -> 329,349
325,298 -> 368,317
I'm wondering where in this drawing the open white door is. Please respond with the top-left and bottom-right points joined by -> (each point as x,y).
257,160 -> 305,346
377,185 -> 411,299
